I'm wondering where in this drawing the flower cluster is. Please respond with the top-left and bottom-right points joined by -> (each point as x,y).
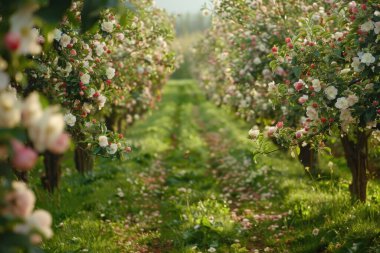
269,1 -> 379,147
1,182 -> 53,244
0,1 -> 73,249
31,0 -> 175,160
0,91 -> 69,171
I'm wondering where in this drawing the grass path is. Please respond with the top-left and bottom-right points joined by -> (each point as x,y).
37,80 -> 380,253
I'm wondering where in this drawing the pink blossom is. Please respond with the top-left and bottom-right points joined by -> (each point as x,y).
5,182 -> 36,218
293,80 -> 305,91
298,95 -> 309,104
11,139 -> 38,172
267,126 -> 278,137
295,130 -> 303,139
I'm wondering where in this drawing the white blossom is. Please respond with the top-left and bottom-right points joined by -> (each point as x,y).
360,20 -> 375,32
208,247 -> 216,252
98,136 -> 108,147
107,143 -> 118,155
59,34 -> 71,48
95,43 -> 104,56
340,68 -> 350,74
359,52 -> 375,66
22,92 -> 43,128
375,22 -> 380,34
311,79 -> 321,92
351,57 -> 363,72
9,5 -> 41,55
101,21 -> 114,33
253,57 -> 262,65
335,97 -> 349,110
324,86 -> 338,100
96,95 -> 107,110
82,103 -> 93,113
53,29 -> 62,41
116,33 -> 125,41
81,73 -> 91,84
333,32 -> 344,40
0,91 -> 21,128
248,128 -> 260,139
28,107 -> 65,152
306,106 -> 319,120
64,113 -> 76,127
15,210 -> 53,239
106,67 -> 116,80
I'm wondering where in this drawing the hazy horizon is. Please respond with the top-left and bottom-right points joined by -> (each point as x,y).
154,0 -> 208,14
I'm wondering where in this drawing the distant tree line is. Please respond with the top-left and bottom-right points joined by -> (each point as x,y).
175,13 -> 211,37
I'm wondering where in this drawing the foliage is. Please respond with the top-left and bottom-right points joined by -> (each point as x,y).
193,0 -> 379,201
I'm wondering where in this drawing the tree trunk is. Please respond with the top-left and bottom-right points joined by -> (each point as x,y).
298,144 -> 319,177
105,109 -> 118,132
341,131 -> 368,202
74,145 -> 94,174
117,117 -> 123,133
105,116 -> 115,132
41,151 -> 62,192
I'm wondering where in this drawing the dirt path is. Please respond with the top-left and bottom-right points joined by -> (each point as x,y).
113,81 -> 287,252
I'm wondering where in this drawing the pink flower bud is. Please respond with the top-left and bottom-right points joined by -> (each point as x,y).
11,140 -> 38,171
276,121 -> 284,128
295,131 -> 303,139
4,32 -> 21,51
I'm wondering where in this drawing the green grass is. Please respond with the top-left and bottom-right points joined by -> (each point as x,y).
26,80 -> 380,252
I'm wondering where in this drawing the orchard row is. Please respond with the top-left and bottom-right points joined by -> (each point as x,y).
194,0 -> 379,202
0,0 -> 175,251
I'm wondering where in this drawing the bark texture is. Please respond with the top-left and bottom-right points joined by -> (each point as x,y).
74,145 -> 94,174
42,151 -> 62,192
298,144 -> 319,177
341,131 -> 368,202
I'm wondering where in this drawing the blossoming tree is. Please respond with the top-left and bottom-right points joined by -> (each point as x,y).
194,0 -> 324,174
29,0 -> 175,174
194,0 -> 379,202
270,0 -> 379,202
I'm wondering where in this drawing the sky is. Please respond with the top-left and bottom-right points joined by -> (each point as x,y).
154,0 -> 207,14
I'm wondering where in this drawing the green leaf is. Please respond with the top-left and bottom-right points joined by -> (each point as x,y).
269,60 -> 277,71
322,146 -> 332,155
0,128 -> 27,142
293,66 -> 301,78
36,0 -> 72,24
296,146 -> 301,156
81,0 -> 119,33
